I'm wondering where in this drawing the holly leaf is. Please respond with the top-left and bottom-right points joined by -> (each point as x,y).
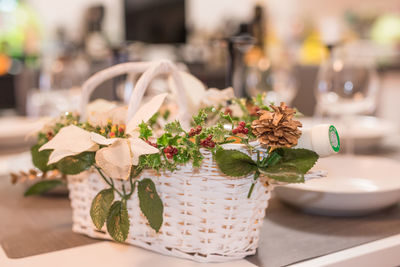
192,109 -> 207,125
157,133 -> 172,147
138,122 -> 152,140
260,148 -> 318,183
56,152 -> 95,175
106,200 -> 129,242
138,178 -> 163,232
31,144 -> 55,172
90,189 -> 114,230
165,121 -> 184,134
24,180 -> 64,196
215,149 -> 257,177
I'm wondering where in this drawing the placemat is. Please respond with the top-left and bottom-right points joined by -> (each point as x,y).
1,175 -> 400,266
0,177 -> 98,259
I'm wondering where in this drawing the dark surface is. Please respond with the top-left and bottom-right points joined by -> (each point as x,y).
0,176 -> 98,259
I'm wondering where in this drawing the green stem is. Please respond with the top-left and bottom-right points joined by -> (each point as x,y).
247,171 -> 260,198
127,181 -> 137,198
94,166 -> 124,199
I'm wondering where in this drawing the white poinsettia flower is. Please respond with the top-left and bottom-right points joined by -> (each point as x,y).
39,125 -> 99,164
40,93 -> 167,180
94,93 -> 167,180
200,87 -> 235,107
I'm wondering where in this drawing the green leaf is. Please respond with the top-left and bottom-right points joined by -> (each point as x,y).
138,178 -> 163,232
157,133 -> 172,147
192,109 -> 208,125
90,189 -> 114,230
274,148 -> 319,174
215,149 -> 257,177
56,152 -> 95,175
138,122 -> 153,140
148,112 -> 159,127
31,144 -> 55,172
260,148 -> 319,183
165,120 -> 184,134
24,180 -> 64,196
106,200 -> 130,242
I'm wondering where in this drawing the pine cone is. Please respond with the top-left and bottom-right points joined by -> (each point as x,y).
251,102 -> 302,148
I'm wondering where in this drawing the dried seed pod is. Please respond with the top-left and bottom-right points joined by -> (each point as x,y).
251,102 -> 302,148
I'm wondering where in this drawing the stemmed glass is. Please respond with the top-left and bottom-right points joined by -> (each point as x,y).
314,43 -> 379,154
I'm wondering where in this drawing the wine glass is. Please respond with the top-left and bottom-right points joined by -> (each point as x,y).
314,43 -> 379,154
246,64 -> 298,106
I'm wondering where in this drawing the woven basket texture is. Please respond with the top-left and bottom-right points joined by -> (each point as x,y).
68,146 -> 271,263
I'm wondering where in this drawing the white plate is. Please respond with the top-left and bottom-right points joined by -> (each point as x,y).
300,116 -> 398,148
274,156 -> 400,216
0,116 -> 48,148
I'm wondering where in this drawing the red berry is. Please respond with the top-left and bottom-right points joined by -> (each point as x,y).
196,125 -> 202,132
242,128 -> 249,134
166,153 -> 173,159
239,121 -> 246,127
224,107 -> 233,116
232,128 -> 238,134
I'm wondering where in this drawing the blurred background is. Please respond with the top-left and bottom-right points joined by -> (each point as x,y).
1,0 -> 400,153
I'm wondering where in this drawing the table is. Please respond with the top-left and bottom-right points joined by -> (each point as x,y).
1,148 -> 400,267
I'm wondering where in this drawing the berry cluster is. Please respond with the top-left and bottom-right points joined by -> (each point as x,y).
145,140 -> 158,148
232,121 -> 249,135
163,145 -> 178,159
200,134 -> 216,148
224,107 -> 233,116
189,125 -> 202,137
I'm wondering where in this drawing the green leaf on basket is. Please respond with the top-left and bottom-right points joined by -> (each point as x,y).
106,200 -> 129,242
24,179 -> 64,196
56,152 -> 95,175
31,144 -> 55,172
138,178 -> 163,232
90,189 -> 114,230
215,149 -> 257,177
259,148 -> 318,183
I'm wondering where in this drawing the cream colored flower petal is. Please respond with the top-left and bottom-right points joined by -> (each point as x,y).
201,87 -> 235,107
130,138 -> 159,166
39,125 -> 95,153
229,103 -> 244,118
129,130 -> 140,139
87,99 -> 117,113
126,93 -> 168,134
48,149 -> 77,165
110,106 -> 128,125
87,99 -> 117,127
90,132 -> 118,146
95,139 -> 132,180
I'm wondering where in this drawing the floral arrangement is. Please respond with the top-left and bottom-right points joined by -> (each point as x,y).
23,93 -> 319,242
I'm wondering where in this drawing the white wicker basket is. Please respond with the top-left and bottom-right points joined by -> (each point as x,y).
68,147 -> 271,262
67,61 -> 273,262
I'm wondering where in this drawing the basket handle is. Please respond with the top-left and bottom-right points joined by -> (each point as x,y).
126,60 -> 190,128
80,61 -> 152,122
79,60 -> 190,128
